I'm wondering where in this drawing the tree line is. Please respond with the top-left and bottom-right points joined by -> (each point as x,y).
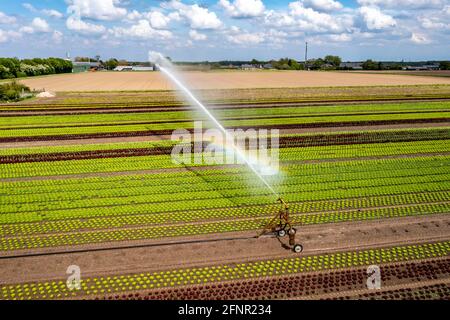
187,56 -> 450,71
0,57 -> 73,79
249,55 -> 342,70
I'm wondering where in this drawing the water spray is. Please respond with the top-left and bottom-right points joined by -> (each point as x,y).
150,51 -> 302,253
150,51 -> 279,198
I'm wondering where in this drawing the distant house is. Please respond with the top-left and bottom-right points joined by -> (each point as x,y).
263,63 -> 274,69
241,64 -> 257,70
339,62 -> 363,70
113,66 -> 133,71
321,63 -> 335,70
404,64 -> 440,71
132,66 -> 155,71
241,64 -> 264,70
113,65 -> 154,71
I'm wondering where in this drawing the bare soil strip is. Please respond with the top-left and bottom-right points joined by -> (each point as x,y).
0,214 -> 448,284
2,123 -> 448,149
2,97 -> 450,116
3,110 -> 446,130
1,118 -> 449,143
2,130 -> 447,163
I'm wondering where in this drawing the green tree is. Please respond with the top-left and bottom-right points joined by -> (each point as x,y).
324,55 -> 342,68
104,58 -> 119,70
75,57 -> 91,62
288,59 -> 301,70
440,61 -> 450,70
0,58 -> 20,78
311,58 -> 325,70
362,59 -> 381,70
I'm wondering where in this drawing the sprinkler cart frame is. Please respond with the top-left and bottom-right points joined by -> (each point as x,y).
258,198 -> 303,253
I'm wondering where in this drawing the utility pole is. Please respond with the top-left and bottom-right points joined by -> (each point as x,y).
305,41 -> 308,70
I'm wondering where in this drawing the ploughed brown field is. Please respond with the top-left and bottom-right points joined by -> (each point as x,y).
19,70 -> 450,92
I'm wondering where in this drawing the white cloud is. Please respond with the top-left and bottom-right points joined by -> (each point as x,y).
164,0 -> 222,30
111,20 -> 173,40
146,11 -> 171,29
419,6 -> 450,31
52,30 -> 63,43
302,0 -> 343,12
357,0 -> 445,9
67,0 -> 127,21
66,16 -> 106,34
444,5 -> 450,16
287,1 -> 353,33
31,17 -> 51,32
127,10 -> 142,21
127,10 -> 174,30
189,29 -> 207,40
263,10 -> 296,27
359,6 -> 396,30
0,30 -> 7,43
229,25 -> 241,33
329,33 -> 352,41
0,11 -> 17,24
168,11 -> 182,22
23,3 -> 63,18
20,17 -> 52,34
227,32 -> 264,44
22,3 -> 34,11
42,9 -> 64,19
410,32 -> 430,44
19,26 -> 34,34
0,29 -> 21,43
219,0 -> 265,18
420,17 -> 450,30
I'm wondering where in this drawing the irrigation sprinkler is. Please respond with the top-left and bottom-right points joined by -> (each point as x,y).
257,198 -> 303,253
150,51 -> 303,253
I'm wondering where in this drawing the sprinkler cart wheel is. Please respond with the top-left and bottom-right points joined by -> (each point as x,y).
293,244 -> 303,253
277,229 -> 287,237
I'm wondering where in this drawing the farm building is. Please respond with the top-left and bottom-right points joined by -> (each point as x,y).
113,66 -> 133,71
404,64 -> 440,71
340,62 -> 363,70
241,64 -> 262,70
114,65 -> 155,71
72,61 -> 102,73
132,66 -> 155,71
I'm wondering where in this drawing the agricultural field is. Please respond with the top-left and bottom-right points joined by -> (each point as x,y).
347,70 -> 450,78
0,83 -> 449,300
18,70 -> 450,92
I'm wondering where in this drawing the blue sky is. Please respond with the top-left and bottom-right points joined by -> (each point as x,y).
0,0 -> 449,61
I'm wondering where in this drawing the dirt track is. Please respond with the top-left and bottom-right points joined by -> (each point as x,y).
1,214 -> 448,285
19,71 -> 450,92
